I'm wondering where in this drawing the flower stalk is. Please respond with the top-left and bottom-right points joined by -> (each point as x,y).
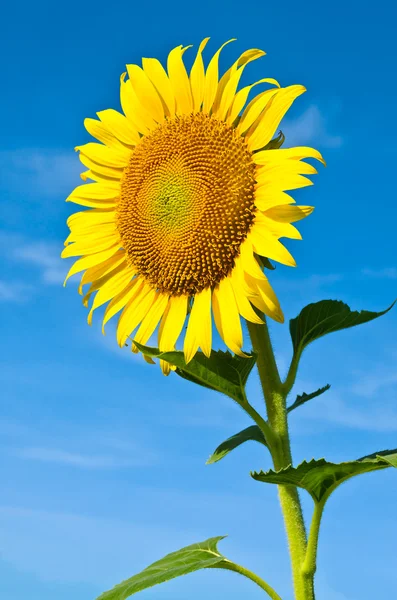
246,315 -> 315,600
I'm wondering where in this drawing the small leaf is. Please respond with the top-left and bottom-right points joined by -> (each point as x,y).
133,343 -> 257,404
287,384 -> 331,414
96,537 -> 227,600
290,299 -> 395,357
251,449 -> 397,503
207,425 -> 268,464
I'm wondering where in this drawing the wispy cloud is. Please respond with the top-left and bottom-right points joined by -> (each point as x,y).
0,280 -> 32,302
274,272 -> 344,292
283,105 -> 343,149
0,232 -> 67,288
361,267 -> 397,280
0,149 -> 81,198
11,446 -> 153,469
12,240 -> 67,285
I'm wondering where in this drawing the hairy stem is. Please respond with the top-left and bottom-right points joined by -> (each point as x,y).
246,316 -> 315,600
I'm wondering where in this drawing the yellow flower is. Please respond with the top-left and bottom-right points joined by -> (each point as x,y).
62,38 -> 324,375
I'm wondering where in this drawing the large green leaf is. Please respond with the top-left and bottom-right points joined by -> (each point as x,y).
287,384 -> 330,414
251,449 -> 397,503
206,425 -> 268,464
133,343 -> 257,404
289,300 -> 395,356
96,537 -> 227,600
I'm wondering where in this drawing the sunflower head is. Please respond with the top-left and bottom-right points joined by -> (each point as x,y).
62,38 -> 324,374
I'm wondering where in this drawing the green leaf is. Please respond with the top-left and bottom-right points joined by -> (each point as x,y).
206,425 -> 268,464
133,343 -> 257,404
287,384 -> 331,414
290,299 -> 395,356
251,449 -> 397,503
96,537 -> 227,600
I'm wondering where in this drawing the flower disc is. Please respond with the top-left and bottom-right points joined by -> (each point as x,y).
118,113 -> 256,295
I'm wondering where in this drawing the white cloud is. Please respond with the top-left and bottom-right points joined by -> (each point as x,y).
282,105 -> 343,149
0,232 -> 67,287
11,446 -> 153,469
0,280 -> 32,302
361,267 -> 397,280
12,240 -> 67,285
274,272 -> 343,292
0,149 -> 81,197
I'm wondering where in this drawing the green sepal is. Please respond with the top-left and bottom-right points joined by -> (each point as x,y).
263,130 -> 285,150
287,384 -> 331,414
256,255 -> 276,271
96,536 -> 228,600
290,299 -> 395,357
133,343 -> 257,404
253,130 -> 285,153
251,449 -> 397,503
206,425 -> 268,464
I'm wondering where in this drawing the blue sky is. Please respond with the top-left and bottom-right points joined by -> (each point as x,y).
1,1 -> 397,599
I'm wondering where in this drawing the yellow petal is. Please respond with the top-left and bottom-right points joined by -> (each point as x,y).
249,227 -> 296,267
226,78 -> 277,126
190,37 -> 210,113
142,57 -> 176,117
167,45 -> 193,115
87,265 -> 136,324
76,142 -> 130,168
158,294 -> 188,352
119,72 -> 155,135
84,118 -> 127,151
212,276 -> 247,357
246,85 -> 306,151
237,87 -> 280,135
97,109 -> 140,145
63,246 -> 120,285
253,146 -> 325,166
212,48 -> 266,116
102,278 -> 143,333
230,267 -> 263,325
183,287 -> 212,363
78,151 -> 124,180
255,214 -> 302,240
265,205 -> 314,223
78,251 -> 125,294
67,183 -> 119,200
65,222 -> 117,244
239,239 -> 266,280
126,64 -> 165,123
61,237 -> 119,258
254,191 -> 296,211
202,39 -> 236,114
133,292 -> 169,345
67,208 -> 115,230
247,274 -> 284,323
117,282 -> 157,346
256,160 -> 318,179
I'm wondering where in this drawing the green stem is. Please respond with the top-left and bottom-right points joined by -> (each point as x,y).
218,560 -> 283,600
301,498 -> 326,581
246,317 -> 314,600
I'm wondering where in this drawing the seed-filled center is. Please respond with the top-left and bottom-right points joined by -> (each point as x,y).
117,112 -> 257,295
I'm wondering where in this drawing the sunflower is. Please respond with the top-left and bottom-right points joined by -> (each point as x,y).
62,38 -> 324,375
